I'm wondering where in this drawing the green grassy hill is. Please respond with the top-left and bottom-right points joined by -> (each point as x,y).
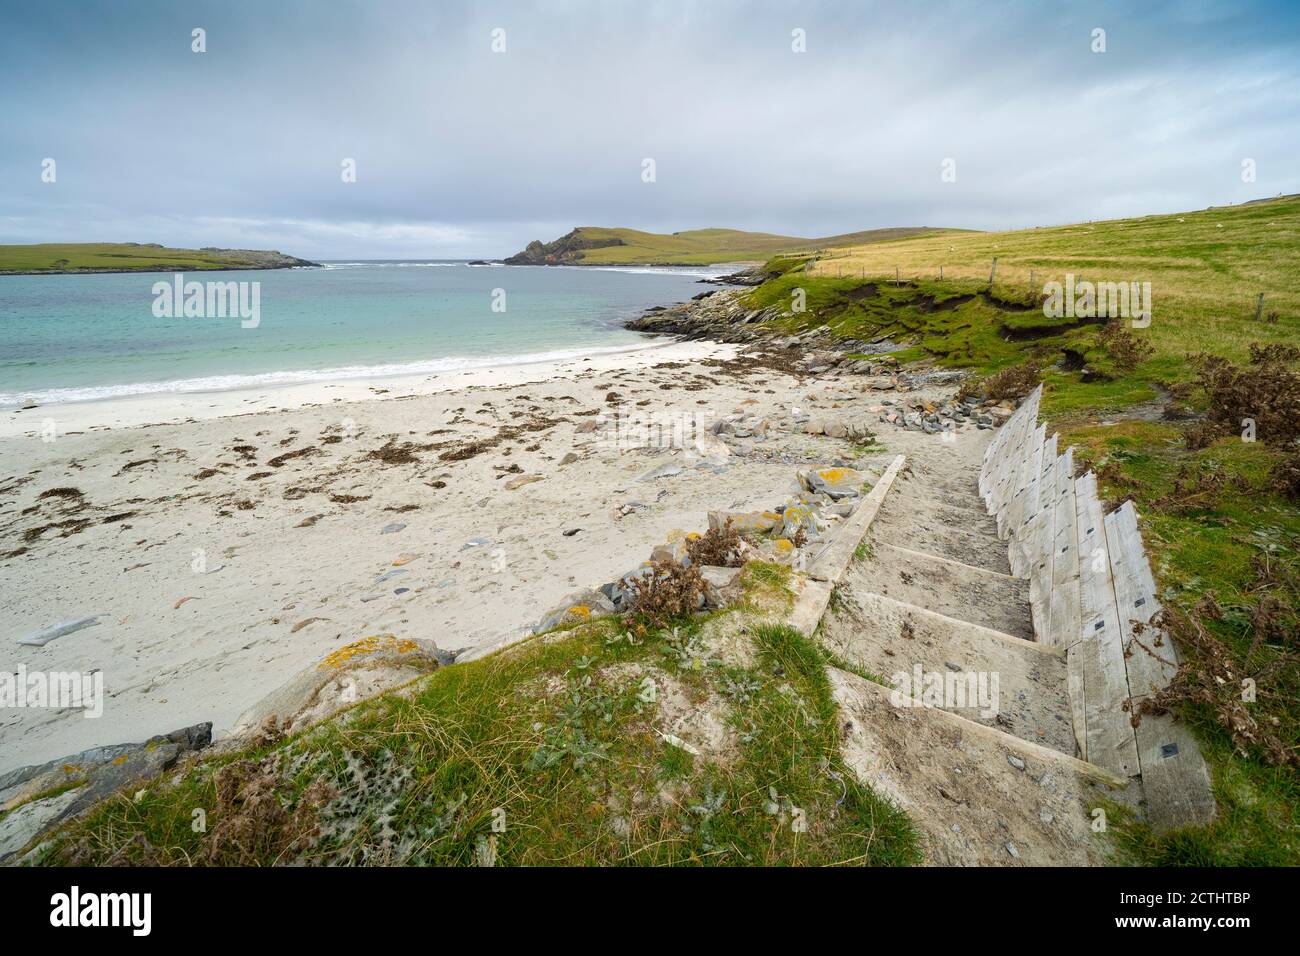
505,225 -> 960,266
0,243 -> 318,275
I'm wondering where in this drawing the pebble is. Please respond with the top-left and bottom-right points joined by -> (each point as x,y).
1007,754 -> 1026,771
380,522 -> 406,534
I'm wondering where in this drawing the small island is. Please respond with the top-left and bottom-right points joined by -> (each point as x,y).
0,242 -> 319,276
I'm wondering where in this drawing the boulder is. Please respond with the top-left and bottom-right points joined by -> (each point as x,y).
693,430 -> 731,460
799,466 -> 870,500
780,502 -> 821,541
0,788 -> 80,861
534,588 -> 617,634
603,564 -> 655,609
0,722 -> 214,860
768,537 -> 798,564
708,510 -> 781,535
228,636 -> 443,741
700,566 -> 744,609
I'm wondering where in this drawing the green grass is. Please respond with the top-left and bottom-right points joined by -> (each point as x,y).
34,577 -> 919,867
807,193 -> 1300,379
0,243 -> 312,274
742,194 -> 1300,867
1099,731 -> 1300,866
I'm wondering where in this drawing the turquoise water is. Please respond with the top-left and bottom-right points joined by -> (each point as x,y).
0,262 -> 722,406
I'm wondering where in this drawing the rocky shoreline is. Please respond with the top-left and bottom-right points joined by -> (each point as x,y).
626,285 -> 1016,434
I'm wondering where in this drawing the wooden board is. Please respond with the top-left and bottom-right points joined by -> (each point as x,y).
1047,448 -> 1081,649
1005,423 -> 1045,551
1073,473 -> 1140,777
1008,424 -> 1047,577
1026,434 -> 1058,642
989,403 -> 1032,523
1104,502 -> 1179,695
1132,710 -> 1217,832
1065,641 -> 1088,761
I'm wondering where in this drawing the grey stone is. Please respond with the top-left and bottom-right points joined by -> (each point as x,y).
0,789 -> 80,861
15,615 -> 105,647
637,463 -> 683,482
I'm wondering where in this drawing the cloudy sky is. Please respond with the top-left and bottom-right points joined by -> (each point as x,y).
2,0 -> 1297,258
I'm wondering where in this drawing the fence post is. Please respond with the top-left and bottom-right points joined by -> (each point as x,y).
1255,292 -> 1265,321
989,257 -> 998,286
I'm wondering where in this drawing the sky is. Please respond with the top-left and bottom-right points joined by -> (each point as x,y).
1,0 -> 1297,259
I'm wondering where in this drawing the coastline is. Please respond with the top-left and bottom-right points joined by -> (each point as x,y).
0,281 -> 988,775
0,310 -> 796,772
1,338 -> 732,437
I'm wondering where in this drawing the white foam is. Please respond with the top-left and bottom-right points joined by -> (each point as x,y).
0,341 -> 666,407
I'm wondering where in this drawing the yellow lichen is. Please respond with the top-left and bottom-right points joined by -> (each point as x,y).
817,467 -> 851,483
318,634 -> 420,670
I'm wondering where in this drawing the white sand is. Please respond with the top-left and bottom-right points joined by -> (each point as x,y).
1,338 -> 904,774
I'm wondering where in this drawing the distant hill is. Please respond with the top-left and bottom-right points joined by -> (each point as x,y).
504,225 -> 962,266
0,243 -> 319,275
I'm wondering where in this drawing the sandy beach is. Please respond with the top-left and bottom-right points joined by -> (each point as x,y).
2,331 -> 954,774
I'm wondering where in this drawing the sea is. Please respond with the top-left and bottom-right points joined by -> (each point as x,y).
0,261 -> 727,406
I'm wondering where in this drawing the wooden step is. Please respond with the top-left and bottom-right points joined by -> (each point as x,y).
820,588 -> 1076,755
857,531 -> 1035,639
829,666 -> 1125,866
870,495 -> 1009,574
